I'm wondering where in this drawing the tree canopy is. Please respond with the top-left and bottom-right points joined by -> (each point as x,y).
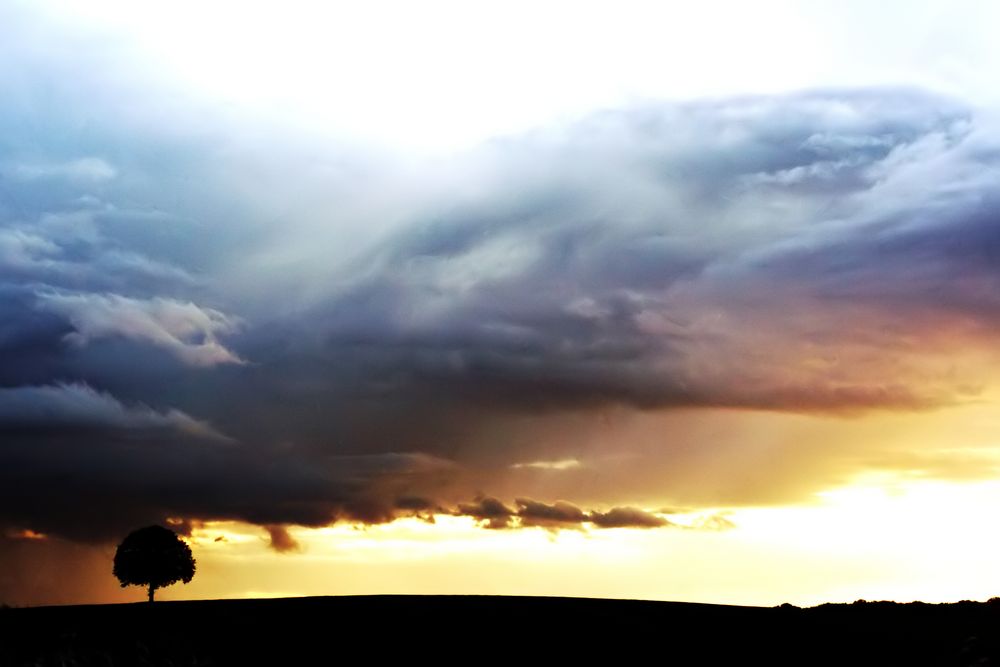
113,525 -> 196,602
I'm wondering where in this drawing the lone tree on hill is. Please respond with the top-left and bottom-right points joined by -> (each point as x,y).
113,525 -> 196,602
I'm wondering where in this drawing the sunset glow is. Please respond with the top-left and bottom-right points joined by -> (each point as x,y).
131,476 -> 1000,607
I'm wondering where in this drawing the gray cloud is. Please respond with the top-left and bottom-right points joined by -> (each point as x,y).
0,382 -> 229,442
266,89 -> 988,421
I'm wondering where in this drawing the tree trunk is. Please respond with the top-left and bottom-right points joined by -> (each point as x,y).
148,583 -> 155,603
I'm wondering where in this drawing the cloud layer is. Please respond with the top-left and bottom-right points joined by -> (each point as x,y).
2,11 -> 1000,553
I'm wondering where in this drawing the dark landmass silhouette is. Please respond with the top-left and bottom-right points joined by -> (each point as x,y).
3,595 -> 1000,665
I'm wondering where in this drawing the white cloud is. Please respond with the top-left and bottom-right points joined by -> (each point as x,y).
36,292 -> 244,367
0,229 -> 61,270
6,157 -> 117,182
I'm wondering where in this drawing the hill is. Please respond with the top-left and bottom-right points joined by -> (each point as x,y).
3,595 -> 1000,665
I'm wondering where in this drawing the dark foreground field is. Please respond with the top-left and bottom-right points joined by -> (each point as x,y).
4,595 -> 1000,666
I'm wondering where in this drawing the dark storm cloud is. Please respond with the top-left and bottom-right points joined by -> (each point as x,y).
3,9 -> 1000,546
450,497 -> 674,530
0,417 -> 464,543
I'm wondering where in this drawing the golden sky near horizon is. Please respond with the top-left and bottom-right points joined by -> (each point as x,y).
8,399 -> 1000,607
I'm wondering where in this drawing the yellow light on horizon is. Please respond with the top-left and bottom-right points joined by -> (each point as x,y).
163,473 -> 1000,607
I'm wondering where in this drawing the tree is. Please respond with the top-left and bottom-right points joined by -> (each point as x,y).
113,525 -> 196,602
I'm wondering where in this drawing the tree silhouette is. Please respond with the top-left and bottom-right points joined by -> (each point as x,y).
113,525 -> 196,602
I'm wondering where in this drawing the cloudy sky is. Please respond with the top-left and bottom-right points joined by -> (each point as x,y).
4,0 -> 1000,606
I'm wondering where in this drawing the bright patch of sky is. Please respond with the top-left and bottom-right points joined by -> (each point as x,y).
31,0 -> 1000,152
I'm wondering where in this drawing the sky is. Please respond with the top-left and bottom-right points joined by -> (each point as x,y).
3,0 -> 1000,607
